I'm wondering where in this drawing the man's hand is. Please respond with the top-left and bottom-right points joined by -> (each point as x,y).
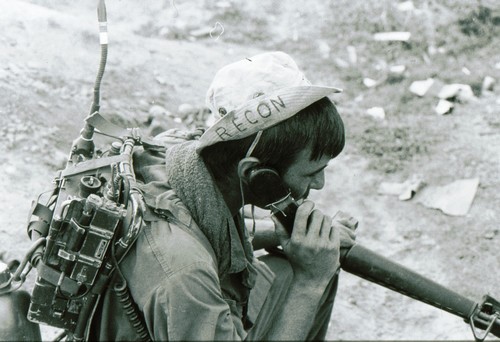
273,200 -> 340,285
333,210 -> 358,249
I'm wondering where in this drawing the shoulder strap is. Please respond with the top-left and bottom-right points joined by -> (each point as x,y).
86,112 -> 205,151
86,112 -> 166,149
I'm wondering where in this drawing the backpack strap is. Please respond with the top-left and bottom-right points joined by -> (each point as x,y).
86,112 -> 167,150
27,201 -> 53,239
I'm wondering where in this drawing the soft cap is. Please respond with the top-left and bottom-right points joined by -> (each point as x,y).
197,51 -> 342,153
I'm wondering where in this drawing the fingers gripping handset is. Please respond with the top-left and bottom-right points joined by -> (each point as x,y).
276,201 -> 341,282
239,159 -> 356,281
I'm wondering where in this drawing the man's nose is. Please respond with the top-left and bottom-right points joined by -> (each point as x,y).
310,170 -> 325,190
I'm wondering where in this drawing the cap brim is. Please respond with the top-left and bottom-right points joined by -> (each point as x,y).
196,85 -> 342,153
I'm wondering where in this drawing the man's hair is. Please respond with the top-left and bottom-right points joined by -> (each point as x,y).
201,96 -> 345,181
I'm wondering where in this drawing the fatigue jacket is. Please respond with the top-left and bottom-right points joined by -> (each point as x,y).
89,186 -> 274,341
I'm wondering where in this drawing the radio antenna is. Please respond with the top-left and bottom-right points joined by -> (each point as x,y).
69,0 -> 108,163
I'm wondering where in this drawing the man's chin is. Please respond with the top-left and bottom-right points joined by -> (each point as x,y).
293,191 -> 309,202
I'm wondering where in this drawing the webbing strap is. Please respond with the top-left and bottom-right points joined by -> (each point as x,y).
86,112 -> 129,138
61,153 -> 129,178
86,112 -> 166,149
28,201 -> 53,224
27,201 -> 53,238
37,261 -> 81,295
27,220 -> 50,240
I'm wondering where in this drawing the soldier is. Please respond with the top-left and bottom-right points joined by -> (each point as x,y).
90,51 -> 357,341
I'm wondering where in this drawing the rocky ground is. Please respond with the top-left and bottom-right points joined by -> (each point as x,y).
1,0 -> 499,340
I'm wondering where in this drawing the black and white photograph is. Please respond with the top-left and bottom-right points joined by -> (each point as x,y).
0,1 -> 499,341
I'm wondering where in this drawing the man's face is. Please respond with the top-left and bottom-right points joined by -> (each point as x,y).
281,147 -> 331,200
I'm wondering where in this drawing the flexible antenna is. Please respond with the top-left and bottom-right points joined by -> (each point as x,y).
91,0 -> 108,115
69,0 -> 108,163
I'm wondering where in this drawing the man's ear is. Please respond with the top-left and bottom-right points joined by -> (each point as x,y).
237,157 -> 261,183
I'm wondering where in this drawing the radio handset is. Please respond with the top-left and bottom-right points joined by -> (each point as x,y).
245,165 -> 298,235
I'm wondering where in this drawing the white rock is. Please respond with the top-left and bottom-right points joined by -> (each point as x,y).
389,65 -> 406,74
397,1 -> 415,11
374,31 -> 411,41
190,26 -> 212,38
317,40 -> 331,59
215,1 -> 231,9
334,58 -> 349,69
409,78 -> 435,97
5,165 -> 16,175
366,107 -> 385,120
438,84 -> 477,103
415,178 -> 479,216
378,174 -> 426,201
347,45 -> 357,64
155,76 -> 167,85
435,99 -> 454,115
482,76 -> 495,92
363,78 -> 377,88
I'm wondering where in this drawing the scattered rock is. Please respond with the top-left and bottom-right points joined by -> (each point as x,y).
334,57 -> 350,69
435,99 -> 454,115
428,45 -> 447,55
409,78 -> 435,97
378,174 -> 426,200
347,45 -> 357,64
397,1 -> 415,12
481,76 -> 495,93
38,101 -> 49,108
4,165 -> 17,176
366,107 -> 385,120
409,78 -> 480,116
378,182 -> 407,196
215,1 -> 232,9
189,26 -> 213,39
415,178 -> 479,216
399,176 -> 426,201
389,65 -> 406,74
484,230 -> 496,240
158,26 -> 170,38
363,78 -> 378,88
438,84 -> 477,103
317,40 -> 330,59
373,31 -> 411,42
155,76 -> 167,85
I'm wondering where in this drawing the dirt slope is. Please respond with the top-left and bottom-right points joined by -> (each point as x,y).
1,1 -> 499,340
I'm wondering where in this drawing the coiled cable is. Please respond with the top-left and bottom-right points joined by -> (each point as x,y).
111,242 -> 151,341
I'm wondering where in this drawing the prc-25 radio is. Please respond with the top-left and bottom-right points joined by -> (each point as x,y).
1,1 -> 154,340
